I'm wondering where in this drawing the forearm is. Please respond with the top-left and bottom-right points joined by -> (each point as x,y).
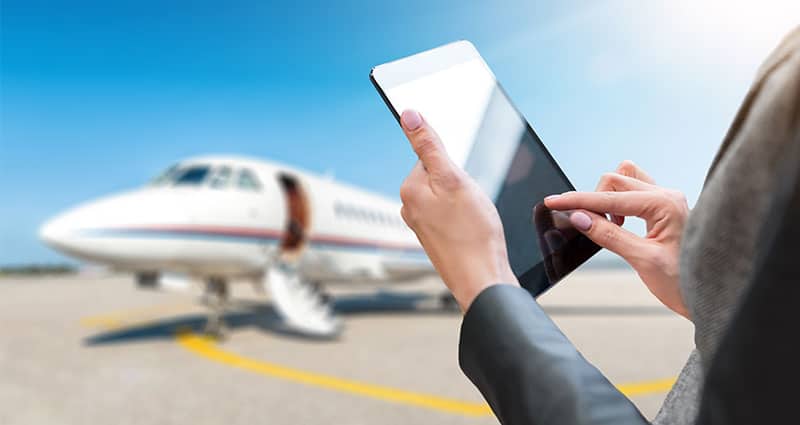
459,284 -> 648,425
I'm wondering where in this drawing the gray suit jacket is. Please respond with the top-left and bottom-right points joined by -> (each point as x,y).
459,27 -> 800,425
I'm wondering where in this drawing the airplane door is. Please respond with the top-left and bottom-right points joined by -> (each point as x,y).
276,173 -> 310,262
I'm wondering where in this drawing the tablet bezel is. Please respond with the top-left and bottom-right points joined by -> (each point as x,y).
370,41 -> 601,297
370,41 -> 485,123
371,40 -> 483,91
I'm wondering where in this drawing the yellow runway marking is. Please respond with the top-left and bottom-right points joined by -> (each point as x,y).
617,378 -> 677,397
177,332 -> 493,417
175,332 -> 676,417
82,309 -> 677,417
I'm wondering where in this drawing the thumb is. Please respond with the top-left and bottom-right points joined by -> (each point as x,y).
400,110 -> 456,178
569,210 -> 652,262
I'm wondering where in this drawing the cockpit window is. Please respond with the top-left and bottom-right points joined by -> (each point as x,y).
173,165 -> 211,186
209,166 -> 232,189
149,163 -> 262,190
150,164 -> 180,186
237,169 -> 262,191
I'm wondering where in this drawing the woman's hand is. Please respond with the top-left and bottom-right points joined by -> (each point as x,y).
544,161 -> 691,319
398,110 -> 518,311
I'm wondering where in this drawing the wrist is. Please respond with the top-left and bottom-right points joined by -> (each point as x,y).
452,263 -> 518,312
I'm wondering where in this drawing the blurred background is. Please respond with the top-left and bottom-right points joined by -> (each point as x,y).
4,0 -> 800,266
1,1 -> 798,424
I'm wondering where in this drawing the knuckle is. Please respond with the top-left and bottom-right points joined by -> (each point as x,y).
669,189 -> 688,205
661,190 -> 688,215
597,225 -> 619,247
399,181 -> 416,204
413,133 -> 440,158
598,172 -> 616,188
597,173 -> 609,186
617,160 -> 637,175
400,205 -> 417,227
656,192 -> 679,213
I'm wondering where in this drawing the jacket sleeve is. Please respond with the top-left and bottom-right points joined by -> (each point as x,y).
459,284 -> 648,425
695,31 -> 800,424
695,150 -> 800,423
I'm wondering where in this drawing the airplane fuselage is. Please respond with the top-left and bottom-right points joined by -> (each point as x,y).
40,155 -> 431,284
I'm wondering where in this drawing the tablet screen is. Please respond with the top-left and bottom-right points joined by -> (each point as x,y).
372,42 -> 600,296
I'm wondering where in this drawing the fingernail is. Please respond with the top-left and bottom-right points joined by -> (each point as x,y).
544,194 -> 561,201
570,212 -> 592,231
401,110 -> 422,130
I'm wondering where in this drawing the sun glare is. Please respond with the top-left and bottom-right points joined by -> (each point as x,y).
670,0 -> 800,56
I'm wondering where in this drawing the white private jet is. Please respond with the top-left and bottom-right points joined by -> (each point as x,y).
39,155 -> 438,337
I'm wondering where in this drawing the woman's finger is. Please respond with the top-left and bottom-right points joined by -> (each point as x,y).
545,190 -> 668,219
594,172 -> 654,225
616,160 -> 655,184
568,209 -> 653,262
400,110 -> 459,188
594,172 -> 653,192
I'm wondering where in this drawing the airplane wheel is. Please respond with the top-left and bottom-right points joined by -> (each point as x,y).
203,320 -> 229,341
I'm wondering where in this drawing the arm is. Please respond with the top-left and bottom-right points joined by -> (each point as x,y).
395,111 -> 648,424
696,29 -> 800,424
696,138 -> 800,424
460,284 -> 647,425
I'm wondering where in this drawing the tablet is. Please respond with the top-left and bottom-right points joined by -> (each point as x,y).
371,40 -> 601,297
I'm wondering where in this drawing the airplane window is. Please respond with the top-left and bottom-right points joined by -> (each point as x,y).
209,166 -> 232,189
237,169 -> 262,191
337,203 -> 350,218
150,164 -> 180,186
173,165 -> 211,186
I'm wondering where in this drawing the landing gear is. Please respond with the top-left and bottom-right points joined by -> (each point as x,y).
135,272 -> 160,289
203,277 -> 229,339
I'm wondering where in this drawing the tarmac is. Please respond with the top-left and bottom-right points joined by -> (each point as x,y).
0,268 -> 694,424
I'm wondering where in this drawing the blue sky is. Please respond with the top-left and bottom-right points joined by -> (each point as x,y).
1,0 -> 797,265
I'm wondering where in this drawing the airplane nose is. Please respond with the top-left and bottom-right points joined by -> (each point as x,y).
39,214 -> 73,250
39,189 -> 191,263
